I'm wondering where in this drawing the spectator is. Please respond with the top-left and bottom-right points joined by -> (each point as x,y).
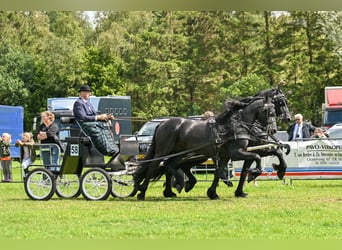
312,128 -> 327,139
287,113 -> 315,141
0,132 -> 12,182
15,132 -> 36,179
37,111 -> 63,166
202,111 -> 215,120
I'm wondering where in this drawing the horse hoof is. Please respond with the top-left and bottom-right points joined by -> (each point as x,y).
163,190 -> 177,198
247,175 -> 254,183
235,192 -> 248,198
184,179 -> 197,192
175,184 -> 183,193
137,193 -> 145,201
277,170 -> 285,180
207,189 -> 220,200
247,173 -> 258,183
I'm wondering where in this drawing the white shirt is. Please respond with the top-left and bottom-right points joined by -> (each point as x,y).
293,123 -> 303,140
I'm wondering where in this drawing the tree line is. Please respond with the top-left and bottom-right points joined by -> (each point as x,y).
1,11 -> 342,131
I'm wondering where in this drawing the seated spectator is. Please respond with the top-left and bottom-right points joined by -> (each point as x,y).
312,128 -> 327,139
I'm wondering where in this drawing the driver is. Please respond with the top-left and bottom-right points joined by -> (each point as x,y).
73,84 -> 119,157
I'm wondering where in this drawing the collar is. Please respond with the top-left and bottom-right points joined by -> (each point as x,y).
80,97 -> 89,103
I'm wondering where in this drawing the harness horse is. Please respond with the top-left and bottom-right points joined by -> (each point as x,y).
133,87 -> 290,200
173,87 -> 291,199
207,90 -> 291,199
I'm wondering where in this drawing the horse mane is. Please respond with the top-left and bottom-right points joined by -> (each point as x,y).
253,87 -> 283,99
216,96 -> 264,125
214,95 -> 269,140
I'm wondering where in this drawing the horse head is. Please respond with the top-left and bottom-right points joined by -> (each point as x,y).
255,87 -> 291,122
256,97 -> 277,135
240,96 -> 278,136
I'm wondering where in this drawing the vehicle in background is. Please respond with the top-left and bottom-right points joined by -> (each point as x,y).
0,105 -> 24,158
322,86 -> 342,128
33,96 -> 132,143
128,117 -> 171,158
326,123 -> 342,138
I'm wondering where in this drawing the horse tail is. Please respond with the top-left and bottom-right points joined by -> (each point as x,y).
144,123 -> 168,182
134,162 -> 165,184
144,124 -> 159,160
133,123 -> 161,185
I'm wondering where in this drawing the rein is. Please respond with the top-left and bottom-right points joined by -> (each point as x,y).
136,141 -> 216,164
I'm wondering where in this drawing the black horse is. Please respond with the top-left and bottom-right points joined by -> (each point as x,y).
133,93 -> 279,200
206,87 -> 291,199
171,86 -> 291,199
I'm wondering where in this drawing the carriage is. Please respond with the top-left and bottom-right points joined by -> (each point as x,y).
23,118 -> 139,201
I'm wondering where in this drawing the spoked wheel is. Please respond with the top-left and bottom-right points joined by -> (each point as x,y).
111,171 -> 135,198
80,168 -> 112,200
55,174 -> 81,199
24,168 -> 56,201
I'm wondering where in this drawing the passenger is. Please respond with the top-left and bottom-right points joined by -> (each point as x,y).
37,111 -> 63,166
15,132 -> 36,178
202,111 -> 215,120
287,113 -> 315,141
311,128 -> 327,139
0,132 -> 12,182
73,84 -> 119,157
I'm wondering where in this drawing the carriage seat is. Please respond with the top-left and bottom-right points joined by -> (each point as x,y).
64,136 -> 91,145
60,116 -> 81,137
60,116 -> 75,124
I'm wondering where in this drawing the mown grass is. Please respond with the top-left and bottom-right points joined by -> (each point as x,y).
1,161 -> 342,239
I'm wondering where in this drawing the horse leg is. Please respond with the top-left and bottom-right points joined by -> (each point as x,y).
179,158 -> 206,192
235,160 -> 253,197
133,163 -> 148,200
137,179 -> 148,201
171,157 -> 205,193
269,148 -> 288,180
136,161 -> 162,200
229,146 -> 262,197
207,158 -> 229,200
183,165 -> 197,192
221,162 -> 233,187
161,157 -> 185,197
172,168 -> 185,193
163,161 -> 178,198
247,164 -> 263,182
237,150 -> 262,183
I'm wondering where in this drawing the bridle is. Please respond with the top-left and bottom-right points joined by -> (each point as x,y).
272,92 -> 290,121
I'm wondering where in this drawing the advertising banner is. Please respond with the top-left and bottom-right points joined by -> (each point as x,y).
233,139 -> 342,180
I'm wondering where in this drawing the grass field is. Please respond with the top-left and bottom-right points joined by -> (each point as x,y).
1,161 -> 342,239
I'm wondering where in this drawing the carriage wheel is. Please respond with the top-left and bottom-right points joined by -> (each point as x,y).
111,171 -> 135,198
24,168 -> 56,201
55,174 -> 81,199
80,168 -> 112,200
